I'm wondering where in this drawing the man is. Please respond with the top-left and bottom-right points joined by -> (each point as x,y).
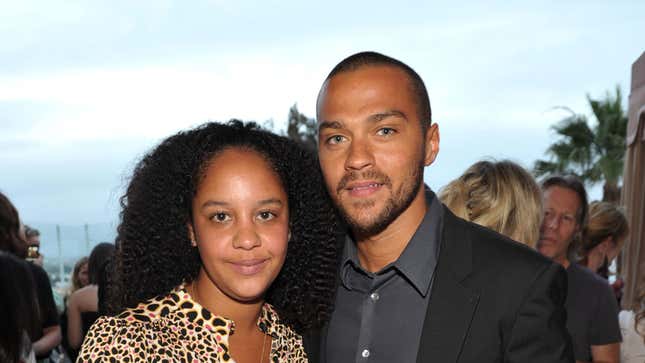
24,225 -> 44,266
309,51 -> 573,363
538,176 -> 621,363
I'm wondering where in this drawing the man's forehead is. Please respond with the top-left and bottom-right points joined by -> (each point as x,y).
544,187 -> 581,213
317,66 -> 416,115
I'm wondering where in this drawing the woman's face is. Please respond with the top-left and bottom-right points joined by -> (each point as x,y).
190,148 -> 289,303
78,262 -> 89,287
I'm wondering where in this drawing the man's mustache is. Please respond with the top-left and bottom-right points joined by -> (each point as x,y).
336,170 -> 392,194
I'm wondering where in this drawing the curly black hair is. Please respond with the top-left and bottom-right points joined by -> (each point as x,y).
108,120 -> 340,333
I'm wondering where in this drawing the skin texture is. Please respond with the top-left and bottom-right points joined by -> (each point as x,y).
32,326 -> 61,357
187,148 -> 289,363
538,186 -> 581,268
587,344 -> 620,363
67,284 -> 98,349
317,65 -> 439,272
585,236 -> 621,273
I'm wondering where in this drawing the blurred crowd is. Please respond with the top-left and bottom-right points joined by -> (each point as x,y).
1,158 -> 643,362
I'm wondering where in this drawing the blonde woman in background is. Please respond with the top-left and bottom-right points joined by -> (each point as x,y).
439,160 -> 542,247
580,201 -> 629,278
68,257 -> 89,299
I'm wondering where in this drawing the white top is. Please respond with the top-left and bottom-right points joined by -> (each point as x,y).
619,310 -> 645,363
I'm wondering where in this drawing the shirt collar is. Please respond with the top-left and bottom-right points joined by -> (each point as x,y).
340,189 -> 443,297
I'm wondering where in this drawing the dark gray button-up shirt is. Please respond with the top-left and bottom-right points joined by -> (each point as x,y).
326,191 -> 443,363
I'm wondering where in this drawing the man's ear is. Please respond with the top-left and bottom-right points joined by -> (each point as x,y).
423,123 -> 440,166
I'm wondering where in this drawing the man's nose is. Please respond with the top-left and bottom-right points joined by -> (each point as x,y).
344,137 -> 374,171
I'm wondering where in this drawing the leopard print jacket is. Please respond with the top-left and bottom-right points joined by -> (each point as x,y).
76,285 -> 307,362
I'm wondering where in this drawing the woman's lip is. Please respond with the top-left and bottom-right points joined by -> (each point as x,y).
229,259 -> 269,275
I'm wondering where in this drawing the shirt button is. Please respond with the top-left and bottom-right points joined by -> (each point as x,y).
370,292 -> 380,301
361,349 -> 370,358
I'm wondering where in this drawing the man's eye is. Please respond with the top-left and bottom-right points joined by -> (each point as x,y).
377,127 -> 396,136
326,135 -> 345,145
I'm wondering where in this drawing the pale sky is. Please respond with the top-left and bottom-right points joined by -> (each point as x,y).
1,0 -> 643,235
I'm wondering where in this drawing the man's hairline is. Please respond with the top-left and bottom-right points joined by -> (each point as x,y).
316,63 -> 430,128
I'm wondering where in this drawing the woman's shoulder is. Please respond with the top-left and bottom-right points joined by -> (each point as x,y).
77,290 -> 187,361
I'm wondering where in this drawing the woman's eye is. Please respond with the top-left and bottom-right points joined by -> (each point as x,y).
211,212 -> 230,222
258,211 -> 276,221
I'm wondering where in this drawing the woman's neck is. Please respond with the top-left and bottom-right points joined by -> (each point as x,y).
586,249 -> 605,273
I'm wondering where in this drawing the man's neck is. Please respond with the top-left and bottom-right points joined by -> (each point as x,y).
354,188 -> 427,273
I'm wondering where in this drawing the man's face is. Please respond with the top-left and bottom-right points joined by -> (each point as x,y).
27,235 -> 40,247
316,65 -> 439,236
537,186 -> 581,265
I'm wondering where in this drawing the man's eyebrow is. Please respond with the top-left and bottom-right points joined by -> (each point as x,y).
318,120 -> 343,131
367,110 -> 408,123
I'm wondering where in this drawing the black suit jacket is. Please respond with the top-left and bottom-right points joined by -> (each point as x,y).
304,207 -> 574,363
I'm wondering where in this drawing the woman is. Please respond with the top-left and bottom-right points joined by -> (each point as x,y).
60,256 -> 89,360
439,160 -> 542,247
0,192 -> 61,360
70,257 -> 90,295
579,201 -> 629,278
78,121 -> 339,362
66,243 -> 115,354
0,252 -> 40,363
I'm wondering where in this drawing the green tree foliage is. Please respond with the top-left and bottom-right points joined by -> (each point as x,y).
533,86 -> 628,202
286,104 -> 317,152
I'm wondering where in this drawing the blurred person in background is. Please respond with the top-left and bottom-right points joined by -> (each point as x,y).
69,257 -> 90,296
0,191 -> 61,361
579,201 -> 628,277
24,225 -> 43,267
66,243 -> 114,354
0,252 -> 40,363
538,176 -> 621,363
619,286 -> 645,363
579,201 -> 629,305
59,256 -> 89,360
439,159 -> 543,247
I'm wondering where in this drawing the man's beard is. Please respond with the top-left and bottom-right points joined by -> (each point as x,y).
335,160 -> 425,237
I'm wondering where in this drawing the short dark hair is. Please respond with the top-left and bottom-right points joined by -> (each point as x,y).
541,175 -> 589,227
323,51 -> 432,129
24,225 -> 39,238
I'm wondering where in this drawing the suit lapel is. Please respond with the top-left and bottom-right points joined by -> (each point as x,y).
417,208 -> 480,363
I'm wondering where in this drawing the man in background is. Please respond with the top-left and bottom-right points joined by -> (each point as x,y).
538,175 -> 621,363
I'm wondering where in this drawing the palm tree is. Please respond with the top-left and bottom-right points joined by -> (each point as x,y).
534,86 -> 628,202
